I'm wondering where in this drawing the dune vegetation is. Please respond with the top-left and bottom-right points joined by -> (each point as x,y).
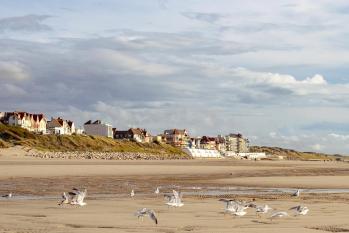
0,124 -> 187,157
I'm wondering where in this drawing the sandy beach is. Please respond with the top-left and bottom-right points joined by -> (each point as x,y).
1,148 -> 349,233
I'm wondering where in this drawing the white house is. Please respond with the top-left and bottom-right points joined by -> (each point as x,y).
46,117 -> 75,135
5,111 -> 47,133
84,120 -> 113,138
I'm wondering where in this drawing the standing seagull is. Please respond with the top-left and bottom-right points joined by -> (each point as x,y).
289,205 -> 309,216
2,193 -> 12,198
130,189 -> 135,197
292,189 -> 300,197
154,187 -> 160,195
165,190 -> 184,207
135,208 -> 158,225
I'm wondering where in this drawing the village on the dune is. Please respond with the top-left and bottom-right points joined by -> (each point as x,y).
0,111 -> 266,159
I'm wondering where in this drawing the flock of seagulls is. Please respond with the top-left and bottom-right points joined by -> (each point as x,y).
1,187 -> 308,226
218,189 -> 309,221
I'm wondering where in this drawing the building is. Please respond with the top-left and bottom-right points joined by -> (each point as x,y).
84,120 -> 113,138
2,111 -> 47,133
46,117 -> 75,135
114,128 -> 151,143
163,129 -> 190,148
183,148 -> 222,158
200,136 -> 217,150
225,133 -> 249,153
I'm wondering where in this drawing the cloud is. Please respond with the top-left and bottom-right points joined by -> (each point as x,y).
0,15 -> 51,32
89,49 -> 177,76
181,12 -> 225,24
328,133 -> 349,140
1,83 -> 26,96
0,61 -> 30,81
311,144 -> 325,151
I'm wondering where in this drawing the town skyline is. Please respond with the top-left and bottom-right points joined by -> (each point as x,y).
1,0 -> 349,154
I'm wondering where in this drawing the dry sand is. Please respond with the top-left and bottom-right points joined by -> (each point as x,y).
0,147 -> 349,232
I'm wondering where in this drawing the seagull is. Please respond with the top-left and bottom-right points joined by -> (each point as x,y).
154,187 -> 160,195
69,188 -> 87,206
165,190 -> 184,207
269,211 -> 288,220
292,189 -> 300,197
219,199 -> 249,216
256,205 -> 273,217
2,193 -> 12,198
130,189 -> 135,197
135,208 -> 158,225
289,205 -> 309,216
58,192 -> 69,206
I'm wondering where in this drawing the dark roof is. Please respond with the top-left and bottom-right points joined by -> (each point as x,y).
164,129 -> 187,135
84,120 -> 92,125
48,118 -> 63,128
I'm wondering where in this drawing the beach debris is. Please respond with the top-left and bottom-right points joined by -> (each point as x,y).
135,208 -> 158,225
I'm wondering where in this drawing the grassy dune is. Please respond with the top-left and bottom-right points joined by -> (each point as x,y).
250,146 -> 342,161
0,125 -> 187,156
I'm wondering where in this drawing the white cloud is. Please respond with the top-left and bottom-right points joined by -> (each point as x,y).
311,144 -> 325,151
0,61 -> 29,81
328,133 -> 349,140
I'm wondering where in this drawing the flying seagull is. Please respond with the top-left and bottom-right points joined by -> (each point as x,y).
165,190 -> 184,207
69,188 -> 87,206
256,205 -> 273,217
219,199 -> 249,216
289,205 -> 309,216
135,208 -> 158,225
58,192 -> 69,206
270,211 -> 288,220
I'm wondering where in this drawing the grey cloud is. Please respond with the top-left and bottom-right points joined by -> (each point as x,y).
0,15 -> 51,32
301,122 -> 349,133
220,22 -> 334,34
181,12 -> 225,24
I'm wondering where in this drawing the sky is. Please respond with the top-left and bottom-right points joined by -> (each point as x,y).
1,0 -> 349,154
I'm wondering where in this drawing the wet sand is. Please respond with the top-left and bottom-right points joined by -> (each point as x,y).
0,148 -> 349,232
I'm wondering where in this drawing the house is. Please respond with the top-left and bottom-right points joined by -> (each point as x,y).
114,128 -> 151,143
46,117 -> 75,135
216,135 -> 226,151
163,129 -> 190,148
84,120 -> 113,138
224,133 -> 249,153
3,111 -> 47,133
200,136 -> 217,150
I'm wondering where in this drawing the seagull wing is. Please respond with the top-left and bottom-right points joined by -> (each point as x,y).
147,210 -> 158,225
